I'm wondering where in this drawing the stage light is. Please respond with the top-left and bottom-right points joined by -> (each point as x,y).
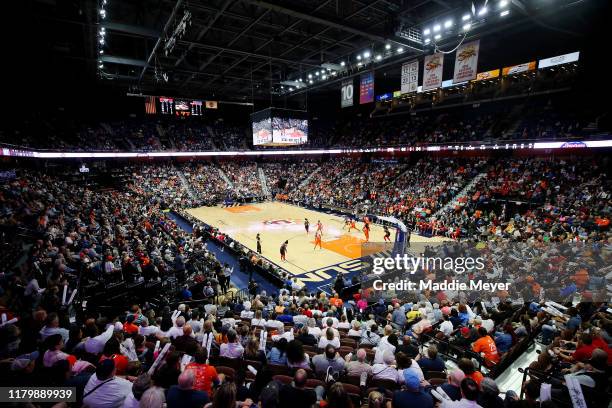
289,87 -> 293,91
309,80 -> 313,84
478,7 -> 488,16
99,63 -> 104,68
315,71 -> 320,76
463,23 -> 471,31
444,20 -> 453,28
462,14 -> 471,21
424,38 -> 431,44
356,55 -> 362,60
363,51 -> 371,58
99,49 -> 104,54
500,10 -> 509,16
433,24 -> 441,32
385,44 -> 391,50
99,38 -> 105,45
357,62 -> 363,67
397,47 -> 404,53
423,28 -> 431,35
308,74 -> 312,79
281,85 -> 284,89
434,34 -> 441,40
340,61 -> 345,67
100,9 -> 106,18
322,75 -> 327,80
499,0 -> 508,7
375,54 -> 382,61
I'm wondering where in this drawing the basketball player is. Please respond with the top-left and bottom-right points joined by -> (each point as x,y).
256,233 -> 262,253
304,218 -> 310,234
362,217 -> 370,242
280,240 -> 288,262
343,216 -> 351,230
383,225 -> 391,242
347,218 -> 358,232
314,230 -> 322,250
316,220 -> 323,235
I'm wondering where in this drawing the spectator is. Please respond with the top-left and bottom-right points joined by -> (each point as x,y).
184,347 -> 219,395
278,369 -> 317,408
418,345 -> 446,373
167,370 -> 210,408
82,359 -> 133,408
392,369 -> 433,408
312,344 -> 345,376
220,329 -> 244,359
440,378 -> 481,408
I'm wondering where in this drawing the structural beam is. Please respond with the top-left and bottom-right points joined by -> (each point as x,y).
101,55 -> 148,67
100,22 -> 160,38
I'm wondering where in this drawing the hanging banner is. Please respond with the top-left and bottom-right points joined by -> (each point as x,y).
502,61 -> 536,76
359,72 -> 375,104
453,40 -> 480,83
474,69 -> 500,81
538,51 -> 580,69
422,53 -> 444,91
401,60 -> 419,94
341,80 -> 354,108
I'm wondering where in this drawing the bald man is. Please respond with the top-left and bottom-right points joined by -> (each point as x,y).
174,325 -> 198,355
346,348 -> 372,377
166,370 -> 210,408
279,369 -> 318,408
440,369 -> 465,401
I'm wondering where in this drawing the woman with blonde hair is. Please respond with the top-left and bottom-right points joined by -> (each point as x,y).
367,391 -> 385,408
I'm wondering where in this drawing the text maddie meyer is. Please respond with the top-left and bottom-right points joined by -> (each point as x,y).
372,279 -> 510,292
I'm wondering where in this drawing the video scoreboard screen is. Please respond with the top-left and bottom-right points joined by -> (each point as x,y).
156,97 -> 203,116
251,108 -> 308,146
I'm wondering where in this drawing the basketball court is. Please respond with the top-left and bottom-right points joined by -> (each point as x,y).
186,202 -> 446,290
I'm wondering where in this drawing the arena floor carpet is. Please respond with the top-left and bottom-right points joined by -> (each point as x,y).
187,202 -> 446,291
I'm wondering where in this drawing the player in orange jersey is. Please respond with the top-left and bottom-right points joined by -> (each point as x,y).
363,218 -> 370,242
316,220 -> 323,235
348,218 -> 358,232
314,230 -> 322,250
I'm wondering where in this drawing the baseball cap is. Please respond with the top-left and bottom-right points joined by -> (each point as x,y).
403,369 -> 421,391
460,327 -> 470,336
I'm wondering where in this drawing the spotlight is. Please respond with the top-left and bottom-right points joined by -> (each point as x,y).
315,71 -> 320,76
99,49 -> 104,54
462,14 -> 471,21
375,54 -> 382,61
424,38 -> 431,44
363,51 -> 371,58
356,55 -> 362,61
434,34 -> 441,40
500,10 -> 509,16
322,75 -> 327,80
309,80 -> 313,84
357,62 -> 363,67
298,78 -> 302,82
423,28 -> 431,35
478,7 -> 488,16
463,23 -> 471,31
289,87 -> 293,91
340,61 -> 345,67
100,9 -> 106,18
499,0 -> 508,7
444,20 -> 453,28
385,44 -> 391,50
281,85 -> 284,89
308,74 -> 312,79
397,47 -> 404,53
99,38 -> 105,45
433,24 -> 441,32
99,63 -> 104,68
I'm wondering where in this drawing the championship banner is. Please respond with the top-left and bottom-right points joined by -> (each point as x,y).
502,61 -> 536,76
474,69 -> 500,81
341,80 -> 354,108
359,72 -> 375,104
453,40 -> 480,83
401,60 -> 419,94
422,53 -> 444,91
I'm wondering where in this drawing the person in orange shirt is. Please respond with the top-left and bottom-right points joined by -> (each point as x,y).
363,218 -> 370,242
348,219 -> 358,232
123,315 -> 139,335
329,293 -> 343,308
458,358 -> 484,387
472,327 -> 500,367
184,347 -> 220,395
314,230 -> 322,250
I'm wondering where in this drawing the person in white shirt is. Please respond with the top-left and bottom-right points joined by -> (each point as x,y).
251,310 -> 267,327
265,314 -> 284,332
240,303 -> 254,319
39,313 -> 69,343
337,315 -> 351,330
348,321 -> 362,337
373,327 -> 396,364
318,328 -> 341,349
371,350 -> 401,382
85,325 -> 115,355
440,315 -> 454,338
307,318 -> 322,339
83,359 -> 133,408
138,320 -> 160,338
323,318 -> 340,338
480,315 -> 495,333
166,316 -> 186,339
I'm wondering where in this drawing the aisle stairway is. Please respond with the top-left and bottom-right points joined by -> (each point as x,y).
174,165 -> 198,201
294,167 -> 322,192
258,166 -> 272,199
433,171 -> 487,217
217,167 -> 234,190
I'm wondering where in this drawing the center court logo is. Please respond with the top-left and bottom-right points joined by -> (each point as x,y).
262,219 -> 297,225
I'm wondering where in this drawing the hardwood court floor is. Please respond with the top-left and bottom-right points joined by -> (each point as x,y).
187,202 -> 445,281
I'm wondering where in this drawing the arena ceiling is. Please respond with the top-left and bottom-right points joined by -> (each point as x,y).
24,0 -> 606,103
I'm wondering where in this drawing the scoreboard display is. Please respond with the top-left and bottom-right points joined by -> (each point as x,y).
155,97 -> 203,116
